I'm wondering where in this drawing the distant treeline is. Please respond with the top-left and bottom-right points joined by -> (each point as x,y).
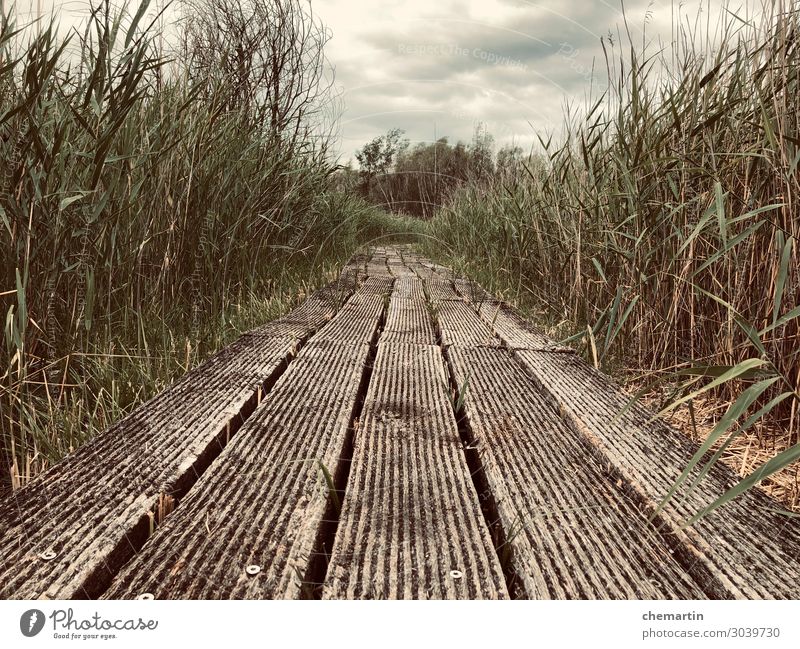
340,126 -> 526,218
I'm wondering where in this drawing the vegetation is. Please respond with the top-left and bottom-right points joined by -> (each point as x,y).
3,0 -> 799,520
0,0 -> 412,489
412,2 -> 800,516
348,125 -> 499,217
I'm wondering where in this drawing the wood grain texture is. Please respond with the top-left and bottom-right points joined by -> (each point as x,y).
447,271 -> 800,599
514,349 -> 800,599
0,278 -> 351,599
446,345 -> 705,599
323,343 -> 508,599
104,339 -> 375,599
4,247 -> 800,600
436,300 -> 501,348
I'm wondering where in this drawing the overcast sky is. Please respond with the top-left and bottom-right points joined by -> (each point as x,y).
313,0 -> 713,161
25,0 -> 739,162
319,0 -> 641,158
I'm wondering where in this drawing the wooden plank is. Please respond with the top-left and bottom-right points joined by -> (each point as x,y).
452,277 -> 491,304
388,263 -> 416,277
446,346 -> 706,599
103,338 -> 375,599
392,278 -> 426,300
426,279 -> 462,303
442,257 -> 800,597
366,264 -> 391,277
9,245 -> 799,603
448,276 -> 564,351
357,277 -> 393,295
323,342 -> 508,599
406,262 -> 438,280
0,281 -> 352,599
310,295 -> 384,346
381,297 -> 436,346
416,260 -> 455,279
338,267 -> 365,288
262,293 -> 341,338
435,301 -> 501,348
514,349 -> 800,598
473,300 -> 563,351
343,252 -> 370,279
366,252 -> 391,278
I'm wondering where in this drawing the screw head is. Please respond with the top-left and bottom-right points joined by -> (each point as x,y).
38,550 -> 56,561
137,593 -> 155,600
449,570 -> 463,579
245,564 -> 261,576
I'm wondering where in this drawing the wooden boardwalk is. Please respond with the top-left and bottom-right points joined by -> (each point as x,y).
1,246 -> 799,599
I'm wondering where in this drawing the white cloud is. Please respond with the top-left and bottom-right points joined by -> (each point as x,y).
25,0 -> 752,162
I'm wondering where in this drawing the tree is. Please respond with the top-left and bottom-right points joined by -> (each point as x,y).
468,123 -> 495,181
353,125 -> 505,218
355,128 -> 406,197
178,0 -> 335,143
496,144 -> 524,180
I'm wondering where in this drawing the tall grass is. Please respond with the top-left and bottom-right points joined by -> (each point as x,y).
0,3 -> 413,488
425,1 -> 800,517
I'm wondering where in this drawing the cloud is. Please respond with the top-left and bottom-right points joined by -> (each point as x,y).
36,0 -> 721,161
317,0 -> 646,159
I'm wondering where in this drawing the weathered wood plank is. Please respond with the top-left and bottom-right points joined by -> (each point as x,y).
435,301 -> 501,348
343,252 -> 370,280
310,295 -> 384,346
419,261 -> 455,280
473,300 -> 562,351
323,342 -> 508,599
391,278 -> 426,300
366,252 -> 391,278
103,337 -> 376,599
356,276 -> 394,296
426,279 -> 462,303
7,245 -> 800,603
448,277 -> 564,351
514,349 -> 800,599
0,281 -> 351,599
388,264 -> 416,277
405,262 -> 438,279
452,265 -> 800,598
452,277 -> 491,304
381,296 -> 437,346
366,264 -> 391,276
446,346 -> 706,599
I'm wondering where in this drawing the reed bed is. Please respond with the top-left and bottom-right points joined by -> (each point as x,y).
0,2 -> 413,488
424,0 -> 800,517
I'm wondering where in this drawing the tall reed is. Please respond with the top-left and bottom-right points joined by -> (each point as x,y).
425,0 -> 800,517
0,2 -> 412,488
